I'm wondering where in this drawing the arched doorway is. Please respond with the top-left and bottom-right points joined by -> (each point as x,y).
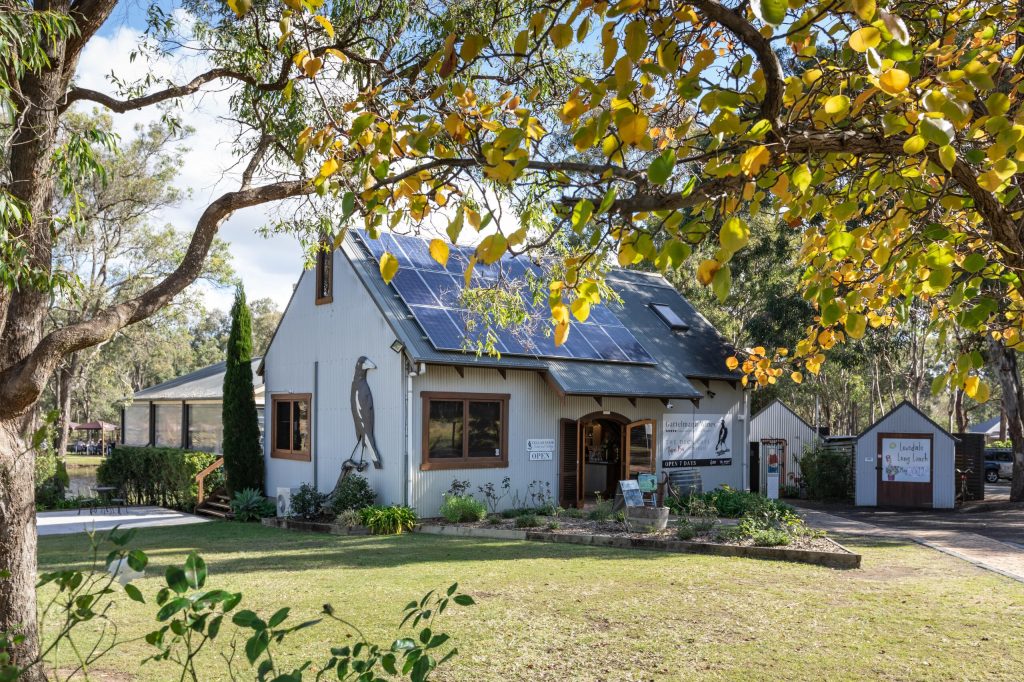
559,412 -> 658,508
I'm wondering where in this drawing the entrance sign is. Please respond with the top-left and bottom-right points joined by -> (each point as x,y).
527,437 -> 554,462
619,480 -> 644,507
662,413 -> 733,468
881,437 -> 931,483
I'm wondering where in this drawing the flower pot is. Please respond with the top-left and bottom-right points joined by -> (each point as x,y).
624,506 -> 669,531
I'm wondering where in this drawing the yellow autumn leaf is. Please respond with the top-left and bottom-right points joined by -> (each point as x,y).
696,259 -> 721,286
878,68 -> 910,94
617,111 -> 649,146
319,157 -> 339,178
554,321 -> 570,347
379,252 -> 399,283
571,297 -> 591,322
848,27 -> 881,53
428,239 -> 449,267
725,356 -> 739,370
314,15 -> 335,39
845,313 -> 867,339
552,302 -> 570,325
739,145 -> 770,176
550,23 -> 573,49
791,371 -> 803,384
964,375 -> 981,399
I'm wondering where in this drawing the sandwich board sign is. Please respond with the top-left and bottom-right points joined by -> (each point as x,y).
619,480 -> 644,507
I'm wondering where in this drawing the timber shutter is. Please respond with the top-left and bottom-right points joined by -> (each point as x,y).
559,419 -> 578,508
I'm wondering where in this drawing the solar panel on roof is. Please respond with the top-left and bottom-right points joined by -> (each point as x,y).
354,230 -> 656,364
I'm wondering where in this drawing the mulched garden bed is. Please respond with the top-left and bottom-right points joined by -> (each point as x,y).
417,515 -> 860,569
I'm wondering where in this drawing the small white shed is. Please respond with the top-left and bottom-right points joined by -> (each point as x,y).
855,401 -> 956,509
749,399 -> 819,490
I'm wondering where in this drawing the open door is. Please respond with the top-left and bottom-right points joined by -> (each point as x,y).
623,419 -> 656,480
559,419 -> 580,508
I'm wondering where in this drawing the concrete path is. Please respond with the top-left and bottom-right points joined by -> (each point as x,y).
37,506 -> 210,537
797,506 -> 1024,583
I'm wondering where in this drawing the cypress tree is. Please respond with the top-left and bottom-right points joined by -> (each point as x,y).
222,285 -> 263,493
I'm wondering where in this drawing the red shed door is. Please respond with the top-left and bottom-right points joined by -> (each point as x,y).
876,432 -> 934,507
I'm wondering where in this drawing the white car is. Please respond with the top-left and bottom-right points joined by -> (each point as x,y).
985,449 -> 1014,482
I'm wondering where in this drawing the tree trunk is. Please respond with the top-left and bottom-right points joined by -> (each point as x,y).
54,354 -> 79,458
0,418 -> 42,679
989,337 -> 1024,502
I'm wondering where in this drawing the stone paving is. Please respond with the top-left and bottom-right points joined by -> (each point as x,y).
796,505 -> 1024,583
37,506 -> 210,537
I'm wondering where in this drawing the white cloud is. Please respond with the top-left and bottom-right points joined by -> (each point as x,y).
75,18 -> 305,313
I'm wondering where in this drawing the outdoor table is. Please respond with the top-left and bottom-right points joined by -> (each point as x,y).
93,485 -> 120,513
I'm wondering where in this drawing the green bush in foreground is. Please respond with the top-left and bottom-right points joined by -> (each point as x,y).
230,488 -> 276,522
330,474 -> 377,513
439,494 -> 487,523
0,529 -> 470,681
360,505 -> 418,534
668,485 -> 795,519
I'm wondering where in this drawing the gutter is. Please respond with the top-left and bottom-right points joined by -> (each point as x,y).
404,361 -> 426,507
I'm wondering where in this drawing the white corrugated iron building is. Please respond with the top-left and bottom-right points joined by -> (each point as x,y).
748,399 -> 820,491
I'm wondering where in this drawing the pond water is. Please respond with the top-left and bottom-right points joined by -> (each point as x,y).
65,456 -> 103,497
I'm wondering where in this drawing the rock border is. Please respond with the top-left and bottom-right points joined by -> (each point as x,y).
261,517 -> 370,535
416,524 -> 861,570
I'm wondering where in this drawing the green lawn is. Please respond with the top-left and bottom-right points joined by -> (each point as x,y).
37,523 -> 1024,681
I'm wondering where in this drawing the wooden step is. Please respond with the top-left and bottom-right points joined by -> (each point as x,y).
195,506 -> 231,519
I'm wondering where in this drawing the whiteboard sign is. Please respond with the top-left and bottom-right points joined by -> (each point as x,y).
527,438 -> 555,452
881,437 -> 931,483
662,413 -> 733,467
529,451 -> 553,461
619,480 -> 644,507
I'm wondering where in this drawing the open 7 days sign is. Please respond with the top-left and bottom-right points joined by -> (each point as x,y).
662,413 -> 733,468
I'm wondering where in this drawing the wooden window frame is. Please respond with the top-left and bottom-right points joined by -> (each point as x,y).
421,392 -> 509,471
271,393 -> 312,461
315,243 -> 333,305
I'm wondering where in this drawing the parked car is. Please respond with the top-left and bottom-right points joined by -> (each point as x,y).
984,448 -> 1014,482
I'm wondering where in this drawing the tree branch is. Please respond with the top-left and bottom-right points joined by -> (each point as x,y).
0,179 -> 312,418
689,0 -> 785,127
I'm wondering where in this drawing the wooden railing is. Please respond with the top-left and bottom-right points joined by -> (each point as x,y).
196,457 -> 225,505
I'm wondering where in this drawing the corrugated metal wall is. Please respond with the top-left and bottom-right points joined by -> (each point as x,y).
410,365 -> 746,515
263,251 -> 406,505
855,404 -> 955,508
748,400 -> 818,489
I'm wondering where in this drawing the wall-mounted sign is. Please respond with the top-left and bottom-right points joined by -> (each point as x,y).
619,480 -> 644,507
662,413 -> 733,468
527,438 -> 554,461
881,437 -> 931,483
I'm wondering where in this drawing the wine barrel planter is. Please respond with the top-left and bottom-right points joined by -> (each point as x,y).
624,506 -> 669,531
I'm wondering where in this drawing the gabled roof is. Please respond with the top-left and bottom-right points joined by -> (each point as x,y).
750,398 -> 817,432
855,400 -> 955,441
969,415 -> 1001,435
342,234 -> 739,400
133,358 -> 264,402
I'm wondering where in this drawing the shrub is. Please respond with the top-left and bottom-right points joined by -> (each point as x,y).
229,488 -> 276,522
500,508 -> 519,519
359,505 -> 418,534
587,499 -> 615,522
800,446 -> 853,500
330,474 -> 376,513
668,486 -> 796,519
750,528 -> 791,546
676,520 -> 696,540
290,483 -> 331,521
485,513 -> 503,525
683,494 -> 719,532
546,521 -> 560,530
561,507 -> 585,519
477,477 -> 511,513
439,494 -> 487,522
514,513 -> 540,528
97,447 -> 220,510
335,509 -> 362,527
221,286 -> 264,493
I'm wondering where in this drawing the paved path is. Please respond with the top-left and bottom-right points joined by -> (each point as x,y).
796,505 -> 1024,583
37,506 -> 210,537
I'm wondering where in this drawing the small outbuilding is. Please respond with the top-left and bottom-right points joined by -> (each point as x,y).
854,401 -> 956,509
749,399 -> 821,493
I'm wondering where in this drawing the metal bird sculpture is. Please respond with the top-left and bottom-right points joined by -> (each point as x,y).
342,356 -> 382,478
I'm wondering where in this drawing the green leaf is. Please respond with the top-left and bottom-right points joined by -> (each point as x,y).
452,594 -> 475,606
184,552 -> 206,590
155,597 -> 190,621
596,187 -> 617,214
718,216 -> 749,257
711,264 -> 732,303
751,0 -> 788,25
268,607 -> 290,629
827,231 -> 855,258
126,549 -> 148,572
919,117 -> 954,146
962,253 -> 987,273
647,150 -> 675,185
124,583 -> 145,603
571,199 -> 593,232
165,566 -> 188,594
821,301 -> 842,326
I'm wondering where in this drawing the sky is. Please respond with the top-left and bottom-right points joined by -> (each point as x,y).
81,3 -> 305,312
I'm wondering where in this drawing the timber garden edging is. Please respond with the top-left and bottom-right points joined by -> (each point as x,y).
415,524 -> 862,569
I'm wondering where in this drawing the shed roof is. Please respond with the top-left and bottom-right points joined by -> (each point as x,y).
969,415 -> 1001,435
750,398 -> 816,432
132,358 -> 264,402
341,233 -> 739,400
855,400 -> 955,442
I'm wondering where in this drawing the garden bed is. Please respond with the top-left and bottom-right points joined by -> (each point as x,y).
416,516 -> 860,570
261,516 -> 370,535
